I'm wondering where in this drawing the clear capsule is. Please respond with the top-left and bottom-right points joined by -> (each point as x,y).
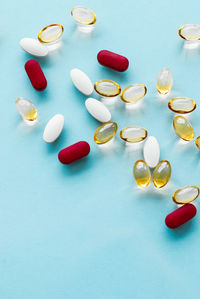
133,160 -> 151,188
173,115 -> 194,141
38,24 -> 64,43
168,97 -> 196,114
195,136 -> 200,149
120,126 -> 147,143
94,121 -> 118,144
120,84 -> 147,103
16,97 -> 37,121
172,186 -> 199,204
179,24 -> 200,40
71,6 -> 96,25
94,80 -> 121,97
156,68 -> 173,95
153,160 -> 171,189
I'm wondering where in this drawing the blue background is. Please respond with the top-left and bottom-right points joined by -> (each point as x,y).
1,0 -> 200,298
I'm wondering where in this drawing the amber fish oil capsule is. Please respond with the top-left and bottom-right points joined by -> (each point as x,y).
134,160 -> 151,188
94,80 -> 121,97
71,6 -> 96,25
38,24 -> 64,43
120,84 -> 147,103
179,24 -> 200,40
172,186 -> 199,204
156,68 -> 173,95
94,121 -> 118,144
196,136 -> 200,149
16,97 -> 37,121
173,115 -> 194,141
153,160 -> 171,189
120,126 -> 147,143
168,97 -> 196,114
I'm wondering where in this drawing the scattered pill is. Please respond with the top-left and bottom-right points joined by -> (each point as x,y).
71,6 -> 96,25
143,136 -> 160,168
173,115 -> 194,141
134,160 -> 151,188
195,136 -> 200,149
70,68 -> 93,96
58,141 -> 90,164
120,126 -> 147,143
179,24 -> 200,40
97,50 -> 129,72
25,60 -> 47,91
156,68 -> 173,95
153,160 -> 171,189
85,98 -> 111,122
168,97 -> 196,114
94,80 -> 121,97
20,38 -> 48,57
94,121 -> 118,144
38,24 -> 64,43
16,97 -> 37,121
172,186 -> 199,204
43,114 -> 64,143
120,84 -> 147,103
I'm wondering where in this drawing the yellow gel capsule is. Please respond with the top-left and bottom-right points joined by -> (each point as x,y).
152,160 -> 171,189
195,136 -> 200,149
120,84 -> 147,103
133,160 -> 151,188
94,80 -> 121,97
71,6 -> 96,25
94,121 -> 118,144
120,126 -> 147,143
173,115 -> 194,141
156,68 -> 173,95
38,24 -> 64,43
172,186 -> 199,204
179,24 -> 200,40
168,97 -> 196,114
16,97 -> 38,121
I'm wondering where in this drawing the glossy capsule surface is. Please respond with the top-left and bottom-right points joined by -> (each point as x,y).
71,6 -> 96,25
156,68 -> 173,95
168,97 -> 196,114
58,141 -> 90,164
195,136 -> 200,149
165,204 -> 197,229
172,186 -> 199,204
94,121 -> 118,144
153,160 -> 171,188
16,97 -> 37,121
173,115 -> 194,141
38,24 -> 64,43
134,160 -> 151,188
94,80 -> 121,97
120,84 -> 147,103
120,126 -> 147,143
179,24 -> 200,40
25,60 -> 47,91
97,50 -> 129,72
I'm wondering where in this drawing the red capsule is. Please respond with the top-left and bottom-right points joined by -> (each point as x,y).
165,204 -> 197,229
58,141 -> 90,164
25,59 -> 47,91
97,50 -> 129,72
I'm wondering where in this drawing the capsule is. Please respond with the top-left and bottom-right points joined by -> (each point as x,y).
71,6 -> 96,25
133,160 -> 151,188
94,80 -> 121,97
94,121 -> 118,144
165,204 -> 197,229
58,141 -> 90,164
38,24 -> 64,43
85,98 -> 111,122
195,136 -> 200,149
43,114 -> 64,143
168,97 -> 196,114
143,136 -> 160,168
97,50 -> 129,72
120,126 -> 147,143
25,60 -> 47,91
173,115 -> 194,141
153,160 -> 171,189
120,84 -> 147,103
70,68 -> 93,96
156,68 -> 173,95
172,186 -> 199,204
16,97 -> 37,121
179,24 -> 200,40
20,38 -> 48,57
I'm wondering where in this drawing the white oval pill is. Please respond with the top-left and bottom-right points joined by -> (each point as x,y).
20,38 -> 49,57
43,114 -> 64,143
143,136 -> 160,168
85,98 -> 111,122
70,68 -> 93,96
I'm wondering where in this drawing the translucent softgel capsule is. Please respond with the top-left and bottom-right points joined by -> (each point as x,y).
120,126 -> 147,143
179,24 -> 200,40
168,97 -> 196,114
195,136 -> 200,149
38,24 -> 64,43
71,6 -> 96,25
173,115 -> 194,141
153,160 -> 171,189
94,80 -> 121,97
120,84 -> 147,103
172,186 -> 199,204
94,121 -> 118,144
156,68 -> 173,95
16,97 -> 37,121
134,160 -> 151,188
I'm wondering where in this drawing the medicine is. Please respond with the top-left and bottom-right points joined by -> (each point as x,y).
173,115 -> 194,141
153,160 -> 171,189
20,38 -> 48,57
120,84 -> 147,103
195,136 -> 200,149
172,186 -> 199,204
134,160 -> 151,188
43,114 -> 64,143
156,68 -> 173,95
16,97 -> 37,121
94,80 -> 121,97
85,98 -> 111,122
38,24 -> 64,43
168,97 -> 196,114
97,50 -> 129,72
70,68 -> 93,96
94,121 -> 118,144
71,6 -> 96,25
25,60 -> 47,91
143,136 -> 160,168
58,141 -> 90,164
179,24 -> 200,40
120,126 -> 147,143
165,204 -> 197,229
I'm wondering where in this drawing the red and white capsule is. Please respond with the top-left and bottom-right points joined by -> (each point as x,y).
97,50 -> 129,72
25,60 -> 47,91
58,141 -> 90,164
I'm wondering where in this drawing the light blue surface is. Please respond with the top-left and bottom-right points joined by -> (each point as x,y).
1,0 -> 200,298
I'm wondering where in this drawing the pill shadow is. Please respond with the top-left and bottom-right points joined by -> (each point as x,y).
96,67 -> 130,84
59,156 -> 93,176
45,130 -> 67,154
165,219 -> 197,239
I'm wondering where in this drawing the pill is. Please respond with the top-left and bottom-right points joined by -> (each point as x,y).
97,50 -> 129,72
38,24 -> 64,43
94,121 -> 118,144
120,84 -> 147,103
16,97 -> 37,121
134,160 -> 151,188
195,136 -> 200,149
94,80 -> 121,97
156,68 -> 173,95
143,136 -> 160,168
85,98 -> 111,122
70,68 -> 93,96
165,204 -> 197,229
153,160 -> 171,189
173,115 -> 194,141
43,114 -> 64,143
20,38 -> 48,57
58,141 -> 90,164
168,97 -> 196,114
120,126 -> 147,143
172,186 -> 199,204
179,24 -> 200,40
25,60 -> 47,91
71,6 -> 96,25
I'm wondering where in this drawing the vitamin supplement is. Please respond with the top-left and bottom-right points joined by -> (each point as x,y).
120,126 -> 147,143
38,24 -> 64,43
172,186 -> 199,204
179,24 -> 200,40
16,97 -> 37,121
156,68 -> 173,95
71,6 -> 96,25
168,97 -> 196,114
165,204 -> 197,229
153,160 -> 171,188
133,160 -> 151,188
143,136 -> 160,168
94,121 -> 118,144
25,60 -> 47,91
58,141 -> 90,164
173,115 -> 194,141
43,114 -> 64,143
94,80 -> 121,97
120,84 -> 147,103
70,68 -> 93,96
97,50 -> 129,72
195,136 -> 200,149
85,98 -> 111,122
20,38 -> 48,57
